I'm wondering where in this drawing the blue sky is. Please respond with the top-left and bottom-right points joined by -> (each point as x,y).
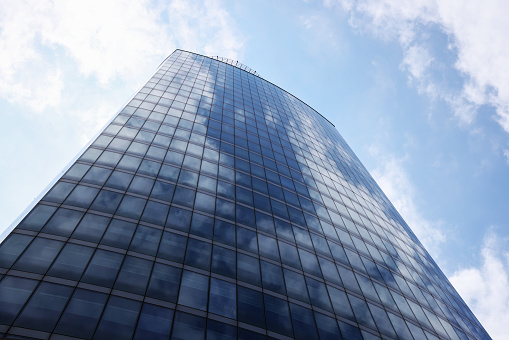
1,0 -> 508,338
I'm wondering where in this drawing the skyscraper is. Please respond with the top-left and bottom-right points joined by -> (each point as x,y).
0,49 -> 490,339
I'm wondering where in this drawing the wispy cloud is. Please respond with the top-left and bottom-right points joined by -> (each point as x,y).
325,0 -> 509,133
450,229 -> 509,340
0,0 -> 244,115
369,147 -> 446,257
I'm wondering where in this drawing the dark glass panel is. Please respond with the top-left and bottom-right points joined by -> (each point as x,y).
184,239 -> 211,271
290,303 -> 319,340
82,166 -> 112,186
100,218 -> 137,249
306,277 -> 333,312
209,278 -> 236,319
13,237 -> 63,274
264,294 -> 293,337
171,311 -> 206,340
261,260 -> 285,295
105,170 -> 134,191
48,243 -> 94,280
81,249 -> 123,287
64,184 -> 100,208
147,262 -> 181,303
314,312 -> 342,340
0,233 -> 33,268
114,256 -> 153,295
72,213 -> 111,243
166,206 -> 193,232
17,204 -> 56,231
14,282 -> 73,332
237,253 -> 261,286
189,212 -> 214,238
43,181 -> 75,203
237,286 -> 265,328
140,200 -> 169,226
89,189 -> 123,214
237,226 -> 258,253
0,276 -> 38,324
207,319 -> 237,340
42,208 -> 84,237
130,225 -> 163,256
211,245 -> 236,278
158,231 -> 187,263
133,303 -> 174,340
93,296 -> 141,340
116,195 -> 147,220
178,270 -> 209,311
214,219 -> 235,246
54,289 -> 108,338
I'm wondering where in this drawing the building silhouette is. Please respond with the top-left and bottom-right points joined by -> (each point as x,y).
0,49 -> 490,339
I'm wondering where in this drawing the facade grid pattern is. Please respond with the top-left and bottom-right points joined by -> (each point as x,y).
0,49 -> 490,340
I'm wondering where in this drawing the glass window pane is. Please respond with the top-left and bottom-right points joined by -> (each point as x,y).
72,213 -> 111,243
42,208 -> 84,237
208,278 -> 236,319
13,237 -> 64,274
0,233 -> 33,268
48,243 -> 94,280
211,245 -> 236,278
100,219 -> 137,249
130,225 -> 162,256
147,262 -> 181,303
237,253 -> 261,286
157,231 -> 187,263
93,296 -> 141,340
237,286 -> 265,328
171,311 -> 206,340
290,303 -> 318,340
64,185 -> 100,208
82,249 -> 123,288
14,282 -> 73,332
54,288 -> 108,338
0,276 -> 38,324
90,189 -> 123,214
134,303 -> 174,340
178,270 -> 209,311
184,239 -> 211,271
114,256 -> 153,295
17,204 -> 57,232
264,294 -> 293,337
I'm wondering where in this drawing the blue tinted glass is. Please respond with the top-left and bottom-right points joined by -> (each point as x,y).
214,219 -> 235,246
207,319 -> 236,340
211,245 -> 236,278
147,262 -> 181,303
64,185 -> 100,208
114,256 -> 153,295
283,269 -> 310,303
82,249 -> 123,287
116,195 -> 147,220
130,225 -> 162,256
72,213 -> 111,243
289,303 -> 319,340
261,261 -> 285,295
185,239 -> 211,271
172,311 -> 206,340
190,212 -> 214,238
42,208 -> 84,237
48,243 -> 94,280
258,234 -> 280,261
237,253 -> 261,286
178,270 -> 209,311
105,170 -> 134,190
14,282 -> 73,332
0,276 -> 38,324
314,312 -> 342,340
237,286 -> 265,328
157,231 -> 187,263
209,278 -> 236,319
166,206 -> 192,232
90,189 -> 123,214
13,237 -> 63,274
237,227 -> 258,253
128,176 -> 155,196
83,166 -> 112,185
0,233 -> 33,268
264,294 -> 293,337
150,180 -> 175,201
101,219 -> 137,249
298,248 -> 322,278
17,204 -> 56,231
54,289 -> 108,338
93,296 -> 141,340
43,181 -> 75,203
134,303 -> 174,340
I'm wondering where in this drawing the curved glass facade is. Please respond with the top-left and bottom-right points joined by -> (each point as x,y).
0,49 -> 490,340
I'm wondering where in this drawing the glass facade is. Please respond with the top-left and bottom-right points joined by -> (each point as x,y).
0,49 -> 490,340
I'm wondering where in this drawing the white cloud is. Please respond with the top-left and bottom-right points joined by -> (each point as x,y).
325,0 -> 509,134
0,0 -> 244,114
369,147 -> 446,256
450,230 -> 509,340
